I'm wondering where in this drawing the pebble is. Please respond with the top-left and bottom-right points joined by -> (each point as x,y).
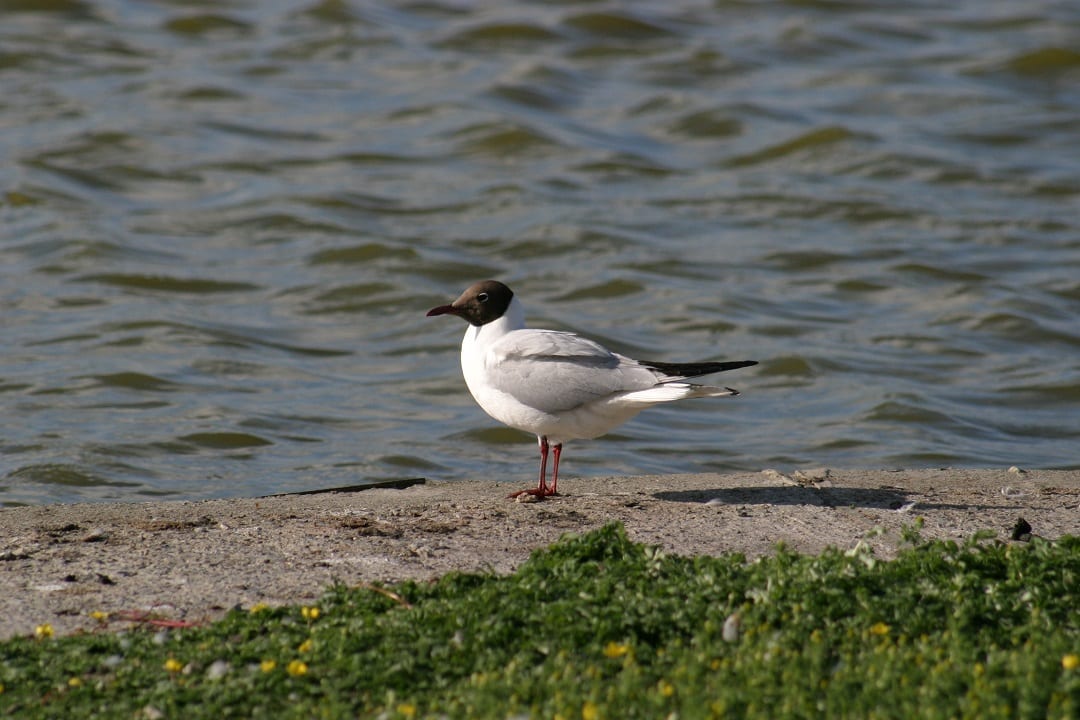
1010,518 -> 1033,542
793,468 -> 833,487
761,468 -> 796,485
722,613 -> 741,643
206,659 -> 230,680
797,468 -> 831,481
81,528 -> 109,542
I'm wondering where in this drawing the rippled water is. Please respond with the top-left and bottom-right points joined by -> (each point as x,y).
2,0 -> 1078,506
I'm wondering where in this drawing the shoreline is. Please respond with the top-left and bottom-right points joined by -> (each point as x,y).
2,468 -> 1077,640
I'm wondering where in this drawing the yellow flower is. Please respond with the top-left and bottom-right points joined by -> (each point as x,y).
582,700 -> 599,720
658,679 -> 675,697
301,606 -> 320,621
870,622 -> 890,636
286,660 -> 308,677
34,624 -> 54,639
260,659 -> 277,673
603,641 -> 630,658
164,658 -> 183,673
397,703 -> 417,718
89,611 -> 109,623
298,638 -> 314,653
68,677 -> 83,688
1063,654 -> 1080,671
249,602 -> 270,614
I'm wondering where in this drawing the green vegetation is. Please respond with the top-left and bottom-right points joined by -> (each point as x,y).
2,523 -> 1078,719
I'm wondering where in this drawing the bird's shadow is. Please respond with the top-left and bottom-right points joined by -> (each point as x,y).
653,486 -> 1011,511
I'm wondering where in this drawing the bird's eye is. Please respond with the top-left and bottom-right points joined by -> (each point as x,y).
477,292 -> 489,303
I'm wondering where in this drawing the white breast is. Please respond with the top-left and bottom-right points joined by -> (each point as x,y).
459,297 -> 552,434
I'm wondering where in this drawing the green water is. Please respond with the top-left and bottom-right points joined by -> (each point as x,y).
1,0 -> 1078,504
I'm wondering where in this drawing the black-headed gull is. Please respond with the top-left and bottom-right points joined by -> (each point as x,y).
427,280 -> 757,498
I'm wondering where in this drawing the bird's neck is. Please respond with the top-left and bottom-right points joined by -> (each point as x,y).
464,296 -> 525,347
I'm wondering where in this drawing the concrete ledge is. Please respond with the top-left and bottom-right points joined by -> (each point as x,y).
2,469 -> 1077,639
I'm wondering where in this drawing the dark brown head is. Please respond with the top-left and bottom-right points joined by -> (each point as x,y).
426,280 -> 514,327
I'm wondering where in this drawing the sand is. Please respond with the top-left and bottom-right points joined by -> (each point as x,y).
1,468 -> 1077,640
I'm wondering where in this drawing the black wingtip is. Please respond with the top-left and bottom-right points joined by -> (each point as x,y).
641,359 -> 758,379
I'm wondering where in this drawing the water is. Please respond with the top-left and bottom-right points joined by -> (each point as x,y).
1,0 -> 1078,506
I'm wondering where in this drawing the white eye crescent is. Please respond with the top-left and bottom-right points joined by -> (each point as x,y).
477,292 -> 489,302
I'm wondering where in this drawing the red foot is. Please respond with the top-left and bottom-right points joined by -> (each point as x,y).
506,436 -> 563,500
506,484 -> 558,500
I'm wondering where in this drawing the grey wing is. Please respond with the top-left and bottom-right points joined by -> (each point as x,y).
484,329 -> 660,413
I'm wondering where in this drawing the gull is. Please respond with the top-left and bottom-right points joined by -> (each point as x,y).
427,280 -> 756,498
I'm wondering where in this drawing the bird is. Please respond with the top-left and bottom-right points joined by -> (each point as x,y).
427,280 -> 756,498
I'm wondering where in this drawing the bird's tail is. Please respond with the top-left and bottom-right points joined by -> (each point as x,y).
619,383 -> 739,405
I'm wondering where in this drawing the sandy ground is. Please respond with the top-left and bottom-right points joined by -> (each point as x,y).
1,468 -> 1077,640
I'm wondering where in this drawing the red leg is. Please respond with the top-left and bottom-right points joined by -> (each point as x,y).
549,443 -> 562,496
536,436 -> 549,493
507,436 -> 551,499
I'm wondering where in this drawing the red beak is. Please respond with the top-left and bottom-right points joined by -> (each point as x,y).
426,304 -> 457,317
